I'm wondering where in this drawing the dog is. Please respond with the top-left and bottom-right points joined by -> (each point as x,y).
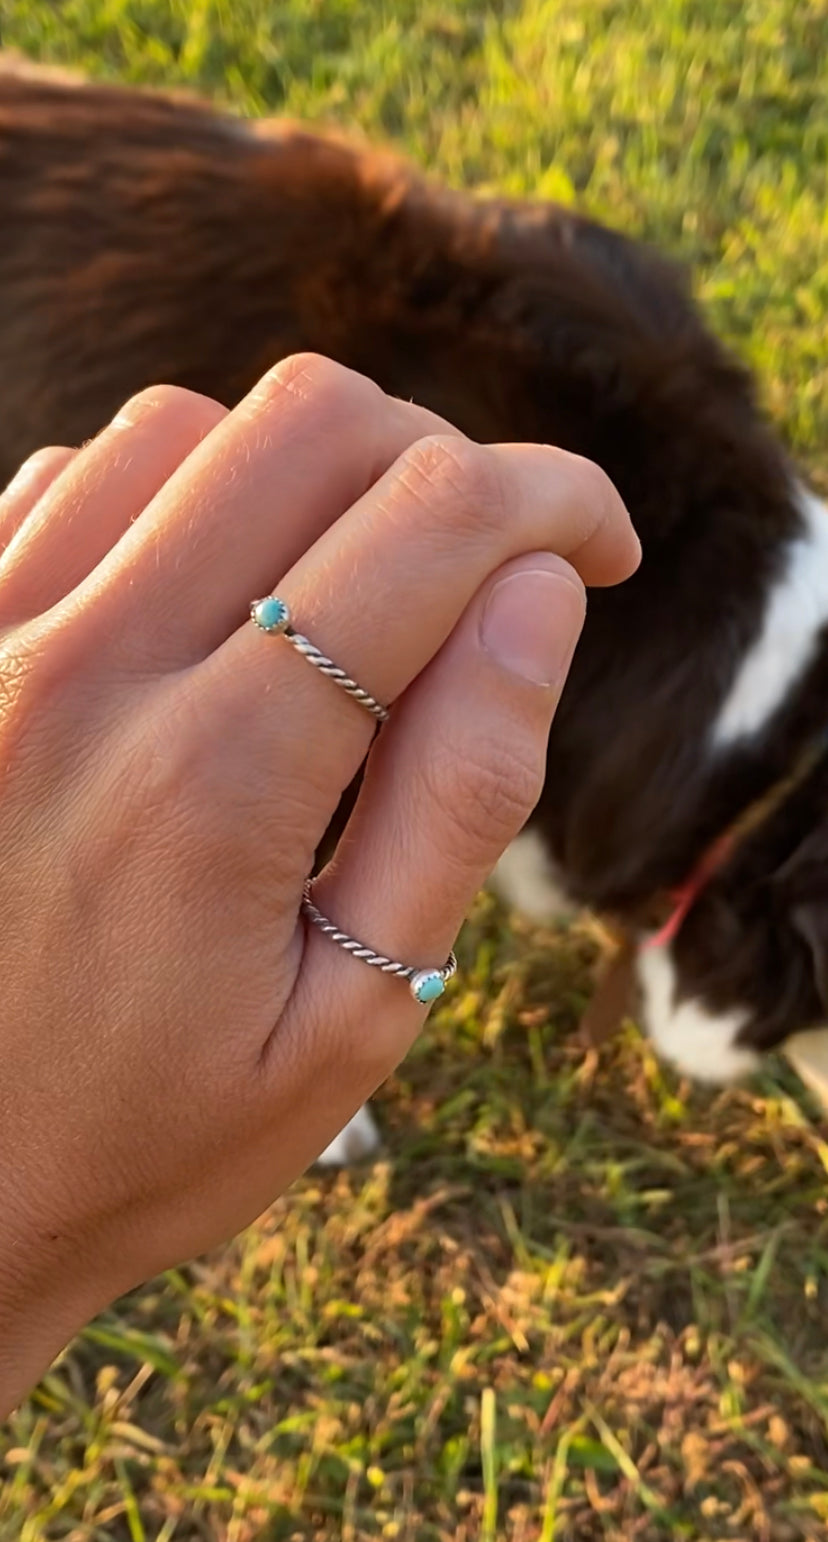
3,57 -> 828,1162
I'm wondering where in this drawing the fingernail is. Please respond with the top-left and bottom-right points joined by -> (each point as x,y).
480,563 -> 586,688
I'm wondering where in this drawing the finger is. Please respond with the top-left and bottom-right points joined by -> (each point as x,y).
261,555 -> 586,1154
69,355 -> 465,667
0,386 -> 227,627
192,435 -> 635,889
0,447 -> 76,550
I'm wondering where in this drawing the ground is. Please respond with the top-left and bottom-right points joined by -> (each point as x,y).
2,2 -> 828,1538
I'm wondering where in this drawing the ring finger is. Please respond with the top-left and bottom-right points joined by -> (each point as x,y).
66,356 -> 463,670
194,432 -> 636,883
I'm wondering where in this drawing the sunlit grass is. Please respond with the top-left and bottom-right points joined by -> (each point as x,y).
2,2 -> 828,1536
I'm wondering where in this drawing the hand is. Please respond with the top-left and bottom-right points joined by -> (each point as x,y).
0,354 -> 639,1413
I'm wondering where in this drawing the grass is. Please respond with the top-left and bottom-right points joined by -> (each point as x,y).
2,0 -> 828,1536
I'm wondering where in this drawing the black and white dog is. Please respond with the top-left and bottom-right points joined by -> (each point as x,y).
3,58 -> 828,1161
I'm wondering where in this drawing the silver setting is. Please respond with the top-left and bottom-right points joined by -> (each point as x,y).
301,881 -> 457,1002
250,595 -> 389,723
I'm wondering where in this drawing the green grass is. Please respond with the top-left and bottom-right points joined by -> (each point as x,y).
2,1 -> 828,1537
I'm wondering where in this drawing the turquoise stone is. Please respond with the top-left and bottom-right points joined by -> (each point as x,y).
252,596 -> 289,633
411,970 -> 445,1004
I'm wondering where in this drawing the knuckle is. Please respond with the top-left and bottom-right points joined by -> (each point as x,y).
112,382 -> 224,432
394,435 -> 506,538
25,444 -> 65,468
269,350 -> 344,396
259,351 -> 382,419
124,383 -> 190,413
159,382 -> 227,431
423,736 -> 544,850
3,445 -> 65,486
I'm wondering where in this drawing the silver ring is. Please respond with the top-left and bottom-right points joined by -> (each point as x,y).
301,881 -> 458,1004
250,595 -> 389,724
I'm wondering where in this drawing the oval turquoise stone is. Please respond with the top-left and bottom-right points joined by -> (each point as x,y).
413,971 -> 445,1004
253,597 -> 289,633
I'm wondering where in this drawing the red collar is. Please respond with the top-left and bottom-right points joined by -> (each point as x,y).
644,831 -> 734,951
643,733 -> 828,954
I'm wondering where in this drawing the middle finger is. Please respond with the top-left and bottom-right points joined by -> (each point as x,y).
72,355 -> 461,670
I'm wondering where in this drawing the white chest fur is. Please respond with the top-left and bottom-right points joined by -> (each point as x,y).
713,488 -> 828,747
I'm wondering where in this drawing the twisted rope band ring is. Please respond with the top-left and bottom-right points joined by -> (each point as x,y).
301,881 -> 458,1004
250,596 -> 389,724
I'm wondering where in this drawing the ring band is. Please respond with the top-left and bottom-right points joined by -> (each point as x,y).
250,595 -> 389,724
301,881 -> 458,1004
